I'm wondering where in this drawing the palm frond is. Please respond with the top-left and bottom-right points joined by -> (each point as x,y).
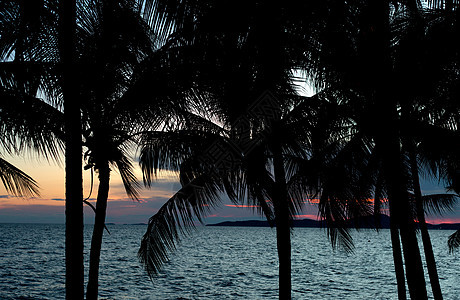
318,193 -> 355,253
0,156 -> 39,197
448,229 -> 460,253
138,130 -> 202,186
0,89 -> 64,161
138,173 -> 223,278
113,154 -> 141,201
421,193 -> 458,216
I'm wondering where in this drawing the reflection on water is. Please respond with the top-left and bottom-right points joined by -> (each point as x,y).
0,224 -> 458,299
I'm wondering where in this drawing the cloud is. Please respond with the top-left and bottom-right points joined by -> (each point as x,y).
0,195 -> 11,199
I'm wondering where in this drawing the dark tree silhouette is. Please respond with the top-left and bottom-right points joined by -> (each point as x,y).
59,1 -> 85,298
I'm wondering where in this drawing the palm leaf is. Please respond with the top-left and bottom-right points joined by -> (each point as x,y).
113,154 -> 141,201
0,156 -> 39,197
0,89 -> 64,160
421,193 -> 458,216
448,229 -> 460,253
138,172 -> 223,278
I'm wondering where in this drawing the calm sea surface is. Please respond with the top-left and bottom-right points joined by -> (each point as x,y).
0,224 -> 459,299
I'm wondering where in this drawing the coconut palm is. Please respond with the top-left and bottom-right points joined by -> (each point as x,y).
136,1 -> 370,297
68,1 -> 169,298
0,1 -> 85,297
137,84 -> 381,300
59,0 -> 85,296
134,3 -> 312,299
306,1 -> 460,298
1,1 -> 179,298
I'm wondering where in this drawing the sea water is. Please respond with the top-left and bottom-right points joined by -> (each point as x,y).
0,224 -> 459,299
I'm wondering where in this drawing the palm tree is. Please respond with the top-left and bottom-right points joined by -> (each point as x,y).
136,1 -> 363,297
68,1 -> 164,298
59,1 -> 85,297
137,85 -> 381,300
307,1 -> 460,298
134,4 -> 303,299
1,1 -> 172,298
137,94 -> 304,300
135,1 -> 415,299
0,1 -> 85,297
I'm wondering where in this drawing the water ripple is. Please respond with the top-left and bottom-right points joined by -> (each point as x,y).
0,224 -> 459,299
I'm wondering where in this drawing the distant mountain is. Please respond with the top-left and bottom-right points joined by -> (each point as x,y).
207,215 -> 460,230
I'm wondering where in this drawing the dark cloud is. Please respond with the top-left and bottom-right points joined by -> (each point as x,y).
51,198 -> 65,201
0,195 -> 11,199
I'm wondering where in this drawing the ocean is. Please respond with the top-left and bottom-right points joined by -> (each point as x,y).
0,224 -> 459,299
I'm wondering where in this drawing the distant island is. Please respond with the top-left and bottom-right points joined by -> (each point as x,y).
207,215 -> 460,230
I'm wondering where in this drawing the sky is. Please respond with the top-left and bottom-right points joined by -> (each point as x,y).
1,153 -> 459,225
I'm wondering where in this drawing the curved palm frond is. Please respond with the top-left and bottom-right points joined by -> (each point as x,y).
0,89 -> 64,160
448,229 -> 460,253
113,153 -> 141,201
138,129 -> 209,186
138,172 -> 223,278
420,193 -> 458,216
0,156 -> 39,197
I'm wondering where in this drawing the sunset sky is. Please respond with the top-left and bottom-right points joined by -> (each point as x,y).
1,153 -> 459,225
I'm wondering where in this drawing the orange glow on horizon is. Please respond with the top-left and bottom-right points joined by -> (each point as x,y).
295,214 -> 319,220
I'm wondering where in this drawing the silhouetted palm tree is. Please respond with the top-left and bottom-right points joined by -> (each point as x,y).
135,1 -> 417,299
1,1 -> 174,298
58,0 -> 85,297
307,1 -> 460,298
137,86 -> 380,300
68,1 -> 164,298
0,1 -> 85,297
135,2 -> 328,298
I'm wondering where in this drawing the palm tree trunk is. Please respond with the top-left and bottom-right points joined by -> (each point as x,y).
374,172 -> 406,299
389,196 -> 407,300
272,133 -> 291,300
408,143 -> 443,299
382,135 -> 428,300
86,163 -> 111,300
398,216 -> 428,300
60,0 -> 84,298
360,0 -> 427,298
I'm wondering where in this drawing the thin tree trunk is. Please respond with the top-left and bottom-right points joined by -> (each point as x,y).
275,208 -> 291,300
361,0 -> 427,298
398,216 -> 428,300
408,143 -> 443,299
60,0 -> 84,298
385,170 -> 406,299
272,130 -> 291,300
375,171 -> 407,298
389,194 -> 407,300
382,135 -> 428,300
86,163 -> 111,300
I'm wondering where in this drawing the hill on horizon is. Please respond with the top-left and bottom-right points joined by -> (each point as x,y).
207,215 -> 460,230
